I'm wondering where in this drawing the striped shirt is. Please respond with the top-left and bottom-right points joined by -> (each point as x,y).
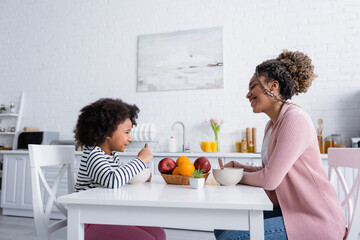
74,146 -> 146,191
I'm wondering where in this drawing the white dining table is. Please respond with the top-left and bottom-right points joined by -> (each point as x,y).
58,177 -> 272,240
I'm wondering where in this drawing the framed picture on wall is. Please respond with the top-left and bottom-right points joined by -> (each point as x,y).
137,27 -> 223,92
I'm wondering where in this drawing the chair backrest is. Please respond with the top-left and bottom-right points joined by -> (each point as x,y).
328,148 -> 360,240
29,144 -> 75,240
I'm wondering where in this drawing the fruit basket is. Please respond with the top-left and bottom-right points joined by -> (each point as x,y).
161,173 -> 210,185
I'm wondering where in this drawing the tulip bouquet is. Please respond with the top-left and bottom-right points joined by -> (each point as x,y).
209,118 -> 223,152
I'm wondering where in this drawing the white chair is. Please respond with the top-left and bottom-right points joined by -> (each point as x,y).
328,148 -> 360,240
29,144 -> 75,240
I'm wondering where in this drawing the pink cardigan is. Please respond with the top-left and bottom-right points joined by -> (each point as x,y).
236,104 -> 346,240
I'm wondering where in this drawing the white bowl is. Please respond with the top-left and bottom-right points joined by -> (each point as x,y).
212,168 -> 244,186
128,168 -> 151,184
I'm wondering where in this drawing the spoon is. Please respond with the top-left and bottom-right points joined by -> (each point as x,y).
317,118 -> 323,127
218,158 -> 224,170
317,118 -> 323,136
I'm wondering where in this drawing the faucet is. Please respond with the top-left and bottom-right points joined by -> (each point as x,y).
172,121 -> 190,152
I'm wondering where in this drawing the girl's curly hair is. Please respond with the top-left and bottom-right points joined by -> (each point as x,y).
256,50 -> 317,100
74,98 -> 139,146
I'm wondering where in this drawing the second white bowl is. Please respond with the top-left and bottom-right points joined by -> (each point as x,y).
213,168 -> 244,186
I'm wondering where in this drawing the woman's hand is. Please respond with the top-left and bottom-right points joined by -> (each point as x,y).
137,143 -> 153,164
224,161 -> 261,172
224,161 -> 235,168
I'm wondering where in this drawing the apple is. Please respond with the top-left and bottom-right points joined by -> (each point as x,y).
158,158 -> 176,174
194,157 -> 211,173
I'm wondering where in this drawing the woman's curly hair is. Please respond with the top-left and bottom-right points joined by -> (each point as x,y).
74,98 -> 139,146
256,50 -> 317,100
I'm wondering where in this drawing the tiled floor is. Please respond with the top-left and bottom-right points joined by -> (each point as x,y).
0,209 -> 215,240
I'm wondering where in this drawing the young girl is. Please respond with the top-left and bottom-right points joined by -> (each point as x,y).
215,50 -> 346,240
74,98 -> 166,240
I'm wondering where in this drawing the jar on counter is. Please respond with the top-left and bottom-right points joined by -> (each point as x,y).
324,136 -> 334,154
324,134 -> 342,153
240,139 -> 247,153
331,133 -> 342,147
247,141 -> 254,153
235,142 -> 241,152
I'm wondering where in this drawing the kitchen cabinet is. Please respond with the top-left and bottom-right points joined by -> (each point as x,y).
1,154 -> 33,216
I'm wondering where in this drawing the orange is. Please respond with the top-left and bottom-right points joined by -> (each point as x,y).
176,156 -> 191,167
172,167 -> 180,175
178,161 -> 195,176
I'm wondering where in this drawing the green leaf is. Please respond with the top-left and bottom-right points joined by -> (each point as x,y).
193,169 -> 204,178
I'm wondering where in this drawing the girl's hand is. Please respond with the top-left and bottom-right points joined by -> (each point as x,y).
146,173 -> 152,182
137,143 -> 153,164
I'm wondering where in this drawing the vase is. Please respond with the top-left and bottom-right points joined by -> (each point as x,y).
214,131 -> 220,152
189,177 -> 205,189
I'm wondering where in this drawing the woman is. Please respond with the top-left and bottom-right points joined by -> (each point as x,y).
215,50 -> 346,240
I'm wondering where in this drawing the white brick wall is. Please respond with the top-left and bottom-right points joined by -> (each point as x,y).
1,0 -> 359,152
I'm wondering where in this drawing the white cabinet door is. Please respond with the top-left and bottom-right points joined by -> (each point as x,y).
1,155 -> 27,209
20,158 -> 33,209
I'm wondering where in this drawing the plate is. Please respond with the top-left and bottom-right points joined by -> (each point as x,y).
133,125 -> 140,141
135,124 -> 142,141
130,126 -> 134,140
137,123 -> 145,141
144,123 -> 152,141
149,123 -> 157,141
140,123 -> 147,141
